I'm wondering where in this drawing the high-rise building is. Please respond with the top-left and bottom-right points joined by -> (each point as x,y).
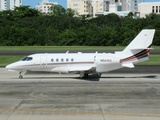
36,0 -> 58,14
121,0 -> 140,11
67,0 -> 140,16
130,0 -> 140,11
0,0 -> 22,11
111,0 -> 140,11
67,0 -> 110,16
110,0 -> 121,5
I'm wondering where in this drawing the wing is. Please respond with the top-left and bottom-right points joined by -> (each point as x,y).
69,66 -> 95,72
51,66 -> 95,73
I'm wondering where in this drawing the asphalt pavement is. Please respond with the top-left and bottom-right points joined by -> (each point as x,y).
0,68 -> 160,120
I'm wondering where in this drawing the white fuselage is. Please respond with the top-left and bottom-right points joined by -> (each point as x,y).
6,52 -> 124,74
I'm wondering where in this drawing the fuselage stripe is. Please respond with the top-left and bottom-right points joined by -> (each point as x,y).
120,49 -> 150,63
19,62 -> 95,67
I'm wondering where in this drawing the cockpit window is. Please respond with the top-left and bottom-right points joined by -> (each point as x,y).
27,57 -> 33,61
21,57 -> 33,61
21,57 -> 28,61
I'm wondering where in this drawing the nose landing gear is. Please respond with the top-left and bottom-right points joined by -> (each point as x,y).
19,72 -> 24,79
19,75 -> 23,79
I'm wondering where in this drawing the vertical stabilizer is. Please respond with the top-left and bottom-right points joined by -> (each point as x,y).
119,29 -> 155,64
123,29 -> 155,53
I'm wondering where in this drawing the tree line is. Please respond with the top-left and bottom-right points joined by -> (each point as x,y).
0,5 -> 160,46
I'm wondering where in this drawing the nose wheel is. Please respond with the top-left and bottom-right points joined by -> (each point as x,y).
19,75 -> 23,79
19,72 -> 23,79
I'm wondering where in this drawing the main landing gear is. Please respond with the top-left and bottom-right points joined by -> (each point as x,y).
80,72 -> 89,78
84,73 -> 89,78
80,71 -> 102,79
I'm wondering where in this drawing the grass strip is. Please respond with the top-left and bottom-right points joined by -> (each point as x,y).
0,46 -> 159,51
0,46 -> 124,51
137,54 -> 160,65
0,55 -> 24,66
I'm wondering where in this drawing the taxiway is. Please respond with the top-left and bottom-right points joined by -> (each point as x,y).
0,68 -> 160,120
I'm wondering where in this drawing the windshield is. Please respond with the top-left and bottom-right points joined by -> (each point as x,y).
21,57 -> 33,61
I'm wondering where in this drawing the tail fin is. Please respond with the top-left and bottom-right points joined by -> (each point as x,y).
123,29 -> 155,52
119,29 -> 155,65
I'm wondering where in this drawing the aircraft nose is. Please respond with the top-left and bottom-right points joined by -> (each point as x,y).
5,64 -> 12,69
6,63 -> 17,70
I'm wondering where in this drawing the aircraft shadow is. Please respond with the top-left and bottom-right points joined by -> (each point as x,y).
74,75 -> 157,81
100,75 -> 157,79
12,75 -> 157,81
74,77 -> 100,81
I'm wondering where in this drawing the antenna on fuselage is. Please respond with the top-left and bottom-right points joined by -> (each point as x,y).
66,51 -> 69,54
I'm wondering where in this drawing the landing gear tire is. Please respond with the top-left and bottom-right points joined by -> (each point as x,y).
83,73 -> 89,78
80,72 -> 89,79
98,73 -> 102,77
19,75 -> 23,79
19,72 -> 23,79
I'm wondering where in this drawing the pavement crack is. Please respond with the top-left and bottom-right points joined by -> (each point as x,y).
6,77 -> 43,120
6,99 -> 23,120
90,81 -> 106,120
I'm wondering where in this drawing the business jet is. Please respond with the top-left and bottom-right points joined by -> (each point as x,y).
6,29 -> 155,79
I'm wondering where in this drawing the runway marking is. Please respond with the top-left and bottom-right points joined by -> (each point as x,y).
0,108 -> 160,118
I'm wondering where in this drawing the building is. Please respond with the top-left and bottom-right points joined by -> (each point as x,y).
67,0 -> 140,16
36,0 -> 58,14
111,0 -> 140,11
0,0 -> 22,11
130,0 -> 140,11
67,0 -> 109,16
95,11 -> 130,17
95,0 -> 140,17
138,2 -> 160,18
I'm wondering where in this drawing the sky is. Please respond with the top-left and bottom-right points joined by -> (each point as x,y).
22,0 -> 160,9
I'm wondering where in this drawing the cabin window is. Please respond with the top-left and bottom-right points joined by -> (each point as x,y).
51,59 -> 54,62
66,58 -> 69,62
56,58 -> 59,62
61,58 -> 64,62
71,58 -> 74,62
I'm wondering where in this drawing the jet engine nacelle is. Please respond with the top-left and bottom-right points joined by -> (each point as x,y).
95,56 -> 121,73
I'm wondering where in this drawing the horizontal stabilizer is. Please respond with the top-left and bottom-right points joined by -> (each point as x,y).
122,63 -> 134,68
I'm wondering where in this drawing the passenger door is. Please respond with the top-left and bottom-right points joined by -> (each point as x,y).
40,55 -> 47,69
